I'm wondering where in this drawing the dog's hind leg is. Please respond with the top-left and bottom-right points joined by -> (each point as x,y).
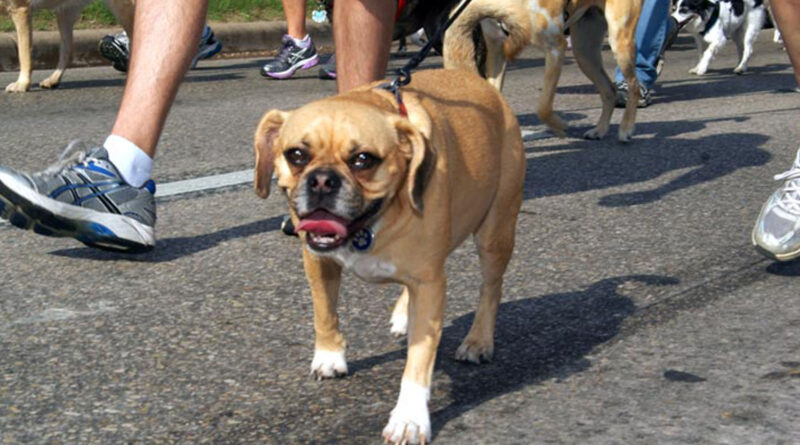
734,9 -> 765,74
40,7 -> 82,89
303,250 -> 349,379
606,0 -> 641,142
456,129 -> 524,364
537,36 -> 569,137
389,287 -> 409,337
5,5 -> 33,93
570,10 -> 615,140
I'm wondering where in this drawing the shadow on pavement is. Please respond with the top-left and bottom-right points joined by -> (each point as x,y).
520,117 -> 770,207
765,259 -> 800,276
346,274 -> 679,440
49,215 -> 282,262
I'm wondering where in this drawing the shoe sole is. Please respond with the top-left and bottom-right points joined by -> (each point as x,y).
318,67 -> 336,80
191,41 -> 223,68
0,171 -> 155,253
98,38 -> 129,73
262,55 -> 320,79
751,230 -> 800,262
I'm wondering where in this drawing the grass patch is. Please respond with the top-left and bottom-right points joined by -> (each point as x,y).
0,0 -> 316,32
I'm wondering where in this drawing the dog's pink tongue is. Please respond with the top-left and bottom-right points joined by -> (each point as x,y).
296,210 -> 349,238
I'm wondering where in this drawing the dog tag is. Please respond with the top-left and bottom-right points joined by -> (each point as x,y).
351,228 -> 374,251
312,7 -> 328,23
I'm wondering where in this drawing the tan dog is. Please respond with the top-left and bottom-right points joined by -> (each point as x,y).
2,0 -> 134,92
253,69 -> 525,444
444,0 -> 643,142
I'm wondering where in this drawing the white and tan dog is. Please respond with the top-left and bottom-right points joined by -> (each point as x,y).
1,0 -> 134,92
253,69 -> 525,444
444,0 -> 643,142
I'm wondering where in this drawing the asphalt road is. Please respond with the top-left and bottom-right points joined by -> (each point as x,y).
1,30 -> 799,444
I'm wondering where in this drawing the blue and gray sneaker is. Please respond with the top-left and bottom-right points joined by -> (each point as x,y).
753,147 -> 800,261
99,25 -> 222,73
261,35 -> 319,79
0,145 -> 156,253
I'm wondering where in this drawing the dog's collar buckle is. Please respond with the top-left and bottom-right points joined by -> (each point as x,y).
378,78 -> 409,118
351,227 -> 374,251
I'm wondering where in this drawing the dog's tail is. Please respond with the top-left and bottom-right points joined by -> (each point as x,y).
443,0 -> 531,73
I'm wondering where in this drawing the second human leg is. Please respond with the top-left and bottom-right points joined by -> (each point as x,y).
110,0 -> 207,158
333,0 -> 394,92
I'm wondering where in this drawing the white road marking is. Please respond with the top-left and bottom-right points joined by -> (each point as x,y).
155,169 -> 253,198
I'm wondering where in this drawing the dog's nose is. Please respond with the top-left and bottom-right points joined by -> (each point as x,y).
307,169 -> 341,195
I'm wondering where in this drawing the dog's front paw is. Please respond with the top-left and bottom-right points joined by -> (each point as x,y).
689,66 -> 707,76
382,380 -> 431,444
455,337 -> 494,364
583,127 -> 606,140
5,81 -> 30,93
389,312 -> 407,337
733,65 -> 747,75
39,77 -> 61,89
310,349 -> 348,379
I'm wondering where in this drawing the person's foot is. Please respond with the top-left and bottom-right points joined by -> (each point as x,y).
261,35 -> 320,79
752,148 -> 800,261
191,25 -> 223,68
98,30 -> 130,73
99,25 -> 222,73
0,145 -> 156,253
318,54 -> 336,80
615,80 -> 653,108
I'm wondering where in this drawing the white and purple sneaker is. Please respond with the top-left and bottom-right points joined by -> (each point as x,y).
261,34 -> 320,79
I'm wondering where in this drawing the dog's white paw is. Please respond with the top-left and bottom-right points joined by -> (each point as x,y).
733,66 -> 747,75
583,127 -> 605,140
382,380 -> 431,444
689,66 -> 707,76
389,312 -> 408,337
310,349 -> 348,379
455,338 -> 494,364
617,129 -> 634,144
40,77 -> 61,89
5,81 -> 30,93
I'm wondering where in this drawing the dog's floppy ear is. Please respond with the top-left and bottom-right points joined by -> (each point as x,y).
253,110 -> 289,199
395,118 -> 436,214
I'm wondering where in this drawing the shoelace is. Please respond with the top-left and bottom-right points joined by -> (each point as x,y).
274,38 -> 298,65
774,163 -> 800,215
35,141 -> 92,178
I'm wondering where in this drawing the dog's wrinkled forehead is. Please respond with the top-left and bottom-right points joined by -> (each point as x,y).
281,101 -> 401,159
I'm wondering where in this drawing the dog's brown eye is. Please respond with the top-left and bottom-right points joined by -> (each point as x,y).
285,148 -> 311,167
348,152 -> 381,171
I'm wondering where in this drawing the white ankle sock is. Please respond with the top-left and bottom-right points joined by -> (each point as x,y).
292,34 -> 311,49
103,135 -> 153,188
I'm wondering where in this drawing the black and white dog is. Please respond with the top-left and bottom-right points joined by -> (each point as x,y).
672,0 -> 766,75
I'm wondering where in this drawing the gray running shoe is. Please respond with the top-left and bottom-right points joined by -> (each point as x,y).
0,144 -> 156,253
318,54 -> 336,80
98,30 -> 130,72
615,80 -> 653,108
261,35 -> 319,79
99,25 -> 222,73
752,148 -> 800,261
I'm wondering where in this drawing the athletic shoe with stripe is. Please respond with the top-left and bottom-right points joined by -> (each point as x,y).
99,25 -> 222,73
261,35 -> 319,79
0,145 -> 156,253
